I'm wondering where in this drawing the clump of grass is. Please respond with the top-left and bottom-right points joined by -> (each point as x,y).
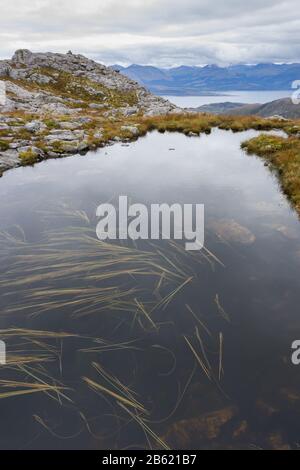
14,128 -> 32,140
143,113 -> 214,135
19,149 -> 39,166
141,113 -> 299,137
242,134 -> 300,214
0,140 -> 9,151
44,119 -> 60,130
86,132 -> 104,149
50,140 -> 65,154
0,130 -> 10,139
241,134 -> 291,155
35,140 -> 49,153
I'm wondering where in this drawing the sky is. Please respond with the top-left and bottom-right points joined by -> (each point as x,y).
0,0 -> 299,67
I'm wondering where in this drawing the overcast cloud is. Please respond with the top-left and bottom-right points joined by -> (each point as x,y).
0,0 -> 299,66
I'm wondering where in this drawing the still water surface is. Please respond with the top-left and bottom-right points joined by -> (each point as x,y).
0,129 -> 300,449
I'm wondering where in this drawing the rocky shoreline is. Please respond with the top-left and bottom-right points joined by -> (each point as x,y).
0,113 -> 146,174
0,49 -> 181,174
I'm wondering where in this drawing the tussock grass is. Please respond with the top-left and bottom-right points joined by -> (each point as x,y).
19,149 -> 40,166
242,134 -> 300,215
141,113 -> 298,137
0,140 -> 10,151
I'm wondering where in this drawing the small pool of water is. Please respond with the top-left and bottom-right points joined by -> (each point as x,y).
0,129 -> 299,450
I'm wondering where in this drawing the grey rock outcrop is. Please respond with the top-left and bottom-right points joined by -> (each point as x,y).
0,49 -> 180,116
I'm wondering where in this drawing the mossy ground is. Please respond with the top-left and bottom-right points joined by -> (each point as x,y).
242,134 -> 300,214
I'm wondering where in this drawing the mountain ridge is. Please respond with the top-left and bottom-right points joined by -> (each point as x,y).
192,98 -> 300,119
112,63 -> 300,95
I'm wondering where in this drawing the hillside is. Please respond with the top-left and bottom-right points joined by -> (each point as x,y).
193,98 -> 300,119
0,50 -> 177,116
114,63 -> 300,95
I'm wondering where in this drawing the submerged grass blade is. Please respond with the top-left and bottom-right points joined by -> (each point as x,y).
118,402 -> 170,450
184,336 -> 212,381
215,294 -> 230,322
219,332 -> 224,381
82,377 -> 146,413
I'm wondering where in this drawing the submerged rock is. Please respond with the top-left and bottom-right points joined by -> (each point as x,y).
163,406 -> 237,449
266,432 -> 290,450
209,219 -> 256,245
253,201 -> 278,213
275,225 -> 299,240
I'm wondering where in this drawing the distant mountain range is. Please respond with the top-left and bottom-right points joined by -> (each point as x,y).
192,98 -> 300,119
112,63 -> 300,95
